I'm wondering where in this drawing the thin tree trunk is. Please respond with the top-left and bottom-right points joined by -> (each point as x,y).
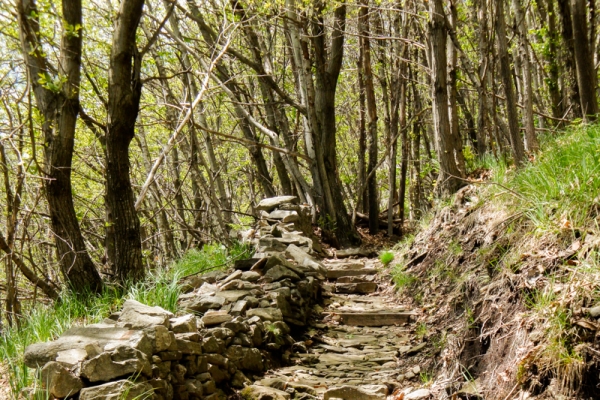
447,0 -> 466,173
513,0 -> 539,152
558,0 -> 583,118
17,0 -> 103,293
537,0 -> 563,122
105,0 -> 146,283
428,0 -> 464,194
358,56 -> 368,214
495,0 -> 526,165
571,0 -> 598,119
359,0 -> 379,234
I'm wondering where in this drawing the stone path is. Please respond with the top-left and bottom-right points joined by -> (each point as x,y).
244,257 -> 431,400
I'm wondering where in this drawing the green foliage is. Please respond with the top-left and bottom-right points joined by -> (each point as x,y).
171,242 -> 251,279
508,124 -> 600,229
392,264 -> 416,291
379,250 -> 394,266
415,322 -> 428,339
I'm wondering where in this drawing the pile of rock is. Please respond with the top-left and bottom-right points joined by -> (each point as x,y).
24,196 -> 326,399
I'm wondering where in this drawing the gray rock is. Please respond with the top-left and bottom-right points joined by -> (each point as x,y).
202,336 -> 225,354
231,370 -> 251,388
218,290 -> 252,303
335,248 -> 373,258
246,308 -> 283,322
197,282 -> 220,295
189,295 -> 226,312
55,348 -> 87,368
116,299 -> 173,330
268,210 -> 300,222
405,389 -> 431,400
241,271 -> 261,282
256,196 -> 298,211
241,385 -> 291,400
41,361 -> 83,398
143,325 -> 172,353
264,265 -> 300,282
324,385 -> 386,400
225,345 -> 264,372
220,270 -> 243,287
202,310 -> 233,326
231,300 -> 248,315
170,314 -> 197,334
78,379 -> 154,400
24,324 -> 152,368
81,345 -> 151,383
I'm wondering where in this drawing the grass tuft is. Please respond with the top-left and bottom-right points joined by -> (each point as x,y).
379,250 -> 395,266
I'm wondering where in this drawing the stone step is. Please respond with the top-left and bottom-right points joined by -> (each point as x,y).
335,282 -> 378,294
326,268 -> 378,279
337,311 -> 416,326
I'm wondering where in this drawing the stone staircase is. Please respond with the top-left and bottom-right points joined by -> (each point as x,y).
243,258 -> 429,400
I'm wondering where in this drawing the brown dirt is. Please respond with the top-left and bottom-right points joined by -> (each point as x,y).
392,185 -> 600,399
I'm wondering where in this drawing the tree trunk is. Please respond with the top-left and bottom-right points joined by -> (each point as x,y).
105,0 -> 146,283
359,0 -> 379,235
570,0 -> 598,119
475,0 -> 489,155
495,0 -> 525,166
357,56 -> 368,214
513,0 -> 539,152
286,0 -> 359,246
537,0 -> 563,122
428,0 -> 464,194
558,0 -> 583,118
447,1 -> 466,173
17,0 -> 103,294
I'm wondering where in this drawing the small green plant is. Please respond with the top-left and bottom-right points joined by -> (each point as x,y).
448,239 -> 462,256
420,371 -> 433,384
415,322 -> 428,339
379,250 -> 395,266
392,265 -> 416,291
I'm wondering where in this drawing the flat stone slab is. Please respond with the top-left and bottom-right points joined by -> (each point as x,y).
268,210 -> 299,222
324,385 -> 387,400
202,310 -> 233,326
335,248 -> 373,258
337,275 -> 375,283
335,282 -> 378,294
338,312 -> 415,326
257,196 -> 298,211
327,268 -> 378,279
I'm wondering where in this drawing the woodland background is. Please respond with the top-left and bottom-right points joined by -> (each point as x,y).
0,0 -> 597,327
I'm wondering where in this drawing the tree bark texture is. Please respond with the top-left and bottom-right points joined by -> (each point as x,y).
359,0 -> 379,234
495,0 -> 525,166
428,0 -> 464,194
106,0 -> 146,283
570,0 -> 598,119
17,0 -> 103,294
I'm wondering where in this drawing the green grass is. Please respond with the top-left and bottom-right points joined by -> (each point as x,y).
379,250 -> 395,266
497,124 -> 600,230
0,242 -> 250,399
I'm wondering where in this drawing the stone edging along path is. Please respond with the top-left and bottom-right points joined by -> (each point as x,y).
25,197 -> 429,400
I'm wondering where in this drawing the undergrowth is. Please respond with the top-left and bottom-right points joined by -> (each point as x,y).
0,242 -> 250,399
396,123 -> 600,398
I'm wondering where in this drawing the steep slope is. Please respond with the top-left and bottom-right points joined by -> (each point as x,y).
393,127 -> 600,399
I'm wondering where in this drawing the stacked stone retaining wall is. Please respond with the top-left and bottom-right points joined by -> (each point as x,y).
24,196 -> 325,400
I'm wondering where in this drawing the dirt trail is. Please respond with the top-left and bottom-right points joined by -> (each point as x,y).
243,256 -> 432,400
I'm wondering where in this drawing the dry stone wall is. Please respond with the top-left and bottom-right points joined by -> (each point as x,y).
24,196 -> 325,400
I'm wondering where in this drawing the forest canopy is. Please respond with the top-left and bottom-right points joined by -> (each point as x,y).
0,0 -> 597,312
